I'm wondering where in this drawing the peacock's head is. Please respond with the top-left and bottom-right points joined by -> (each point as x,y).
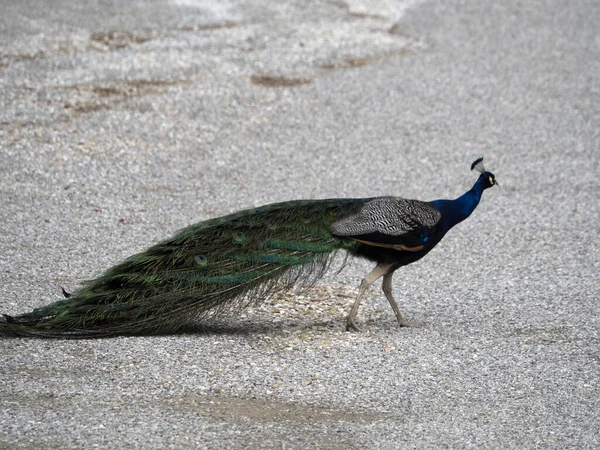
471,157 -> 498,189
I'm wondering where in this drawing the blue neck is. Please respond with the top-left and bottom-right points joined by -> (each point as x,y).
429,176 -> 486,236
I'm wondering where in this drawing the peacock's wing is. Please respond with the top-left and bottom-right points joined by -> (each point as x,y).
329,196 -> 441,250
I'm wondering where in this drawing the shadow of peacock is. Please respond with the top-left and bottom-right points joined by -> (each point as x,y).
1,158 -> 497,338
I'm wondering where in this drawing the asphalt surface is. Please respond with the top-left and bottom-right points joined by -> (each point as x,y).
1,0 -> 598,448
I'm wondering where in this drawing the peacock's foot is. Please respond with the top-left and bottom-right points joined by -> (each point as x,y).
345,316 -> 363,332
392,315 -> 405,328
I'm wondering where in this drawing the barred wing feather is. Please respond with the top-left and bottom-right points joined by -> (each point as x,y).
330,197 -> 441,249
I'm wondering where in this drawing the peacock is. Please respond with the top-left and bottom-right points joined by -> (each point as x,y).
0,158 -> 497,338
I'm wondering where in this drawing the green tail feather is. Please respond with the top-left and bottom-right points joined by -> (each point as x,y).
1,199 -> 365,338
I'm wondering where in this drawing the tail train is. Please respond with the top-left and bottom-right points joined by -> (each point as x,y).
1,199 -> 363,338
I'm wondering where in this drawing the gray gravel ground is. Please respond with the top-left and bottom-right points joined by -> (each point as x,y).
1,0 -> 599,448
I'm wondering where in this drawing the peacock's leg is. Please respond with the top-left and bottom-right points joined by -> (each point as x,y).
382,272 -> 404,327
346,262 -> 394,331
